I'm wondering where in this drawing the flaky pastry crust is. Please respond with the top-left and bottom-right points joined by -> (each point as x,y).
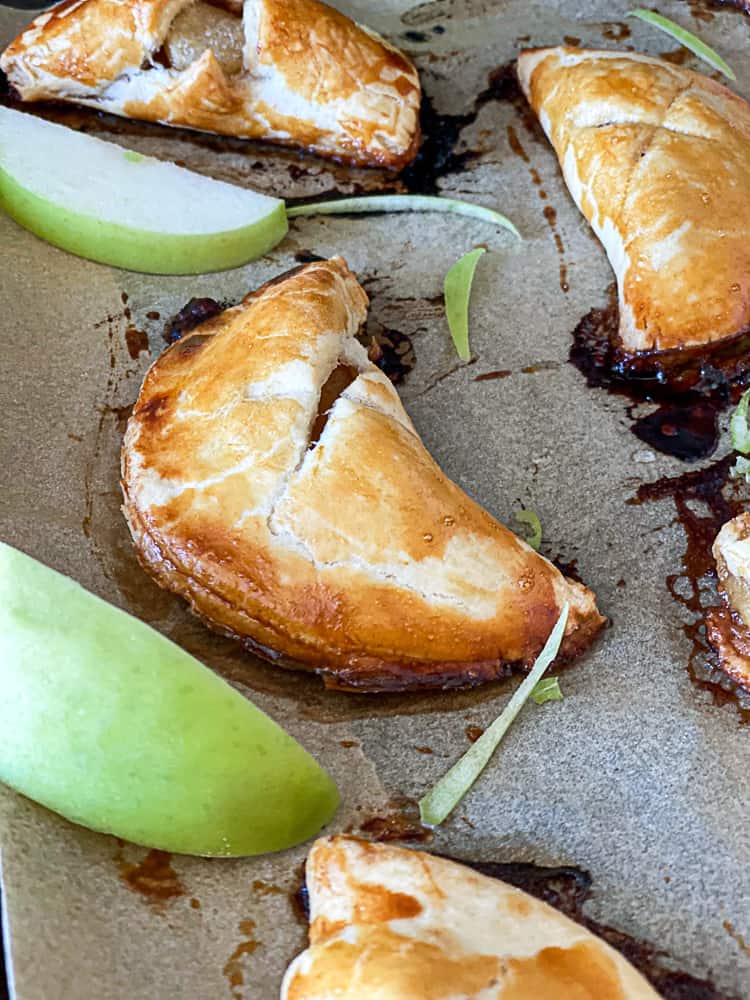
121,257 -> 603,692
518,47 -> 750,357
281,837 -> 660,998
1,0 -> 421,168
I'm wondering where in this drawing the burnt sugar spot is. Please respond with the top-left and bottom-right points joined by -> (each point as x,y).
359,797 -> 433,844
163,297 -> 224,345
629,456 -> 750,717
367,327 -> 416,384
125,327 -> 149,360
601,22 -> 631,40
569,287 -> 750,462
294,250 -> 326,263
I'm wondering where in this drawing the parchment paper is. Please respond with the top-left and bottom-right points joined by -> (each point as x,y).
1,1 -> 749,996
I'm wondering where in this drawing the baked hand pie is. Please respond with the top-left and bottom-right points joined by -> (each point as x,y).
121,257 -> 603,692
281,836 -> 660,999
0,0 -> 421,169
518,47 -> 750,368
707,513 -> 750,692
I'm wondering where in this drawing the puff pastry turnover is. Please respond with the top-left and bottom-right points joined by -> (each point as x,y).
518,47 -> 750,361
281,836 -> 660,999
0,0 -> 421,168
121,257 -> 603,692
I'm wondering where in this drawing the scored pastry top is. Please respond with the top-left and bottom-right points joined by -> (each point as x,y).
518,47 -> 750,356
1,0 -> 421,168
121,257 -> 603,691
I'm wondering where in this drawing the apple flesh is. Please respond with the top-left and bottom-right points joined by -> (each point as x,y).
0,106 -> 288,274
0,542 -> 339,856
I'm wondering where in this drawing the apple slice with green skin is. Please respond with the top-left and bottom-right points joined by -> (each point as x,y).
0,106 -> 288,274
0,542 -> 339,856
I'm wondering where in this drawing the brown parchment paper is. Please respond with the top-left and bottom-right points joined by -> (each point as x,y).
1,1 -> 750,996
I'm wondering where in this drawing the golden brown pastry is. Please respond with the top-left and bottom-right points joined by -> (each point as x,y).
281,836 -> 660,999
121,257 -> 603,692
0,0 -> 421,169
518,47 -> 750,363
707,513 -> 750,691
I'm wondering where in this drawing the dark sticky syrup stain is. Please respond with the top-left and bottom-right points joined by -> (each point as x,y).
190,897 -> 201,910
465,724 -> 485,742
660,47 -> 691,65
551,555 -> 583,584
115,847 -> 186,912
125,327 -> 149,360
415,745 -> 434,754
163,297 -> 224,345
474,369 -> 512,381
366,328 -> 416,384
601,21 -> 632,40
628,456 -> 750,718
563,35 -> 582,46
569,287 -> 750,462
339,739 -> 359,747
543,206 -> 570,294
294,250 -> 326,264
223,919 -> 260,1000
722,919 -> 750,958
252,879 -> 285,898
398,62 -> 538,196
506,123 -> 529,164
686,0 -> 717,19
359,797 -> 433,844
506,124 -> 568,291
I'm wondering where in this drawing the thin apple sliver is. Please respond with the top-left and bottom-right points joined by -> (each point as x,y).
418,603 -> 569,827
444,247 -> 486,362
628,9 -> 736,80
287,194 -> 520,237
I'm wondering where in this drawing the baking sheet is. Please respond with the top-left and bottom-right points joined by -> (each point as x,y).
1,0 -> 750,996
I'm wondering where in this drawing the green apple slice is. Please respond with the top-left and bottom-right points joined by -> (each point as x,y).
0,542 -> 338,856
0,106 -> 288,274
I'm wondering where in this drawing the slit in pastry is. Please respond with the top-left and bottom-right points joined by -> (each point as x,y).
120,256 -> 604,692
164,3 -> 245,76
281,837 -> 661,999
518,47 -> 750,372
0,0 -> 421,168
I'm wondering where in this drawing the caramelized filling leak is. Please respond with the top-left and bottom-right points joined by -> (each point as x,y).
308,363 -> 359,449
628,456 -> 750,715
570,288 -> 750,462
164,1 -> 244,75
